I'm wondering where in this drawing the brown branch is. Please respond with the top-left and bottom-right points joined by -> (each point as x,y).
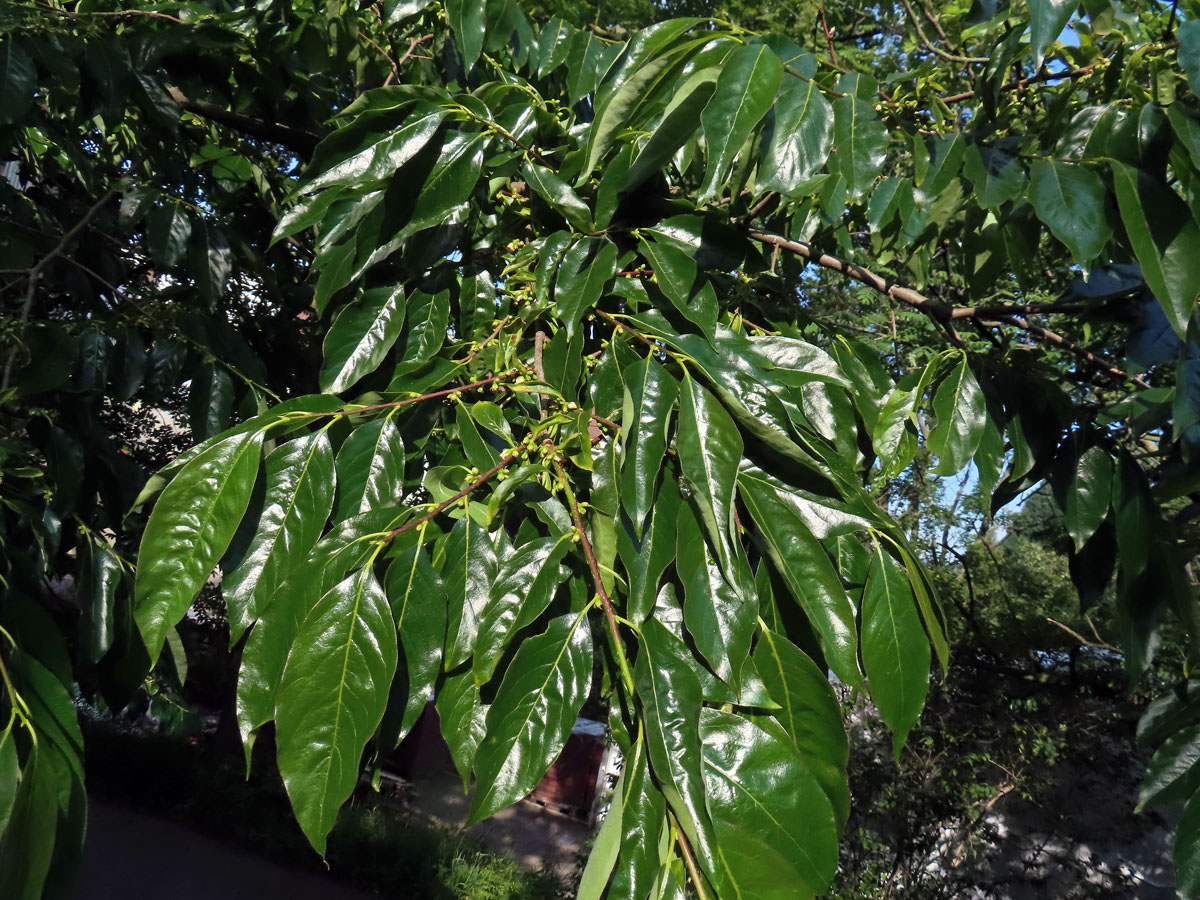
899,0 -> 988,63
3,188 -> 116,388
554,459 -> 634,693
385,454 -> 518,541
818,3 -> 840,67
999,315 -> 1148,387
397,33 -> 434,68
300,370 -> 520,418
595,309 -> 658,349
166,86 -> 320,159
457,317 -> 510,365
940,63 -> 1099,104
358,32 -> 400,81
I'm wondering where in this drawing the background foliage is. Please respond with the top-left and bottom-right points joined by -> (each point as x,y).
3,0 -> 1200,897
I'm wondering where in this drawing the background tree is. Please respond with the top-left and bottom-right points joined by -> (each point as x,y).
2,1 -> 1200,899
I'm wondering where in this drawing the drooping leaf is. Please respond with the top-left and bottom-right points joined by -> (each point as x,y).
447,0 -> 487,68
381,545 -> 446,748
135,430 -> 263,657
700,709 -> 839,899
78,540 -> 124,664
1111,162 -> 1200,339
676,502 -> 755,694
617,473 -> 683,623
467,612 -> 592,822
1028,0 -> 1078,68
442,516 -> 500,670
620,356 -> 678,536
437,666 -> 488,790
1058,445 -> 1114,552
605,738 -> 668,900
276,568 -> 398,854
224,431 -> 336,643
928,356 -> 986,475
739,472 -> 863,689
832,92 -> 887,200
473,536 -> 568,685
861,541 -> 930,759
757,74 -> 834,195
555,237 -> 618,338
753,628 -> 850,825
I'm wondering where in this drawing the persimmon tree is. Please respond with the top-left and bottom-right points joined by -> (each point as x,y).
3,1 -> 1200,898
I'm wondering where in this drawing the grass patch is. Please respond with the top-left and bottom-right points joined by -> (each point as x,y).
83,721 -> 568,900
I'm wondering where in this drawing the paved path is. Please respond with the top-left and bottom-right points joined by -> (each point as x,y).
74,798 -> 375,900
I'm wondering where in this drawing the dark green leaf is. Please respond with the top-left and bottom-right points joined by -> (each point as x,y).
473,536 -> 568,685
224,431 -> 336,643
676,502 -> 755,694
276,568 -> 398,854
1060,446 -> 1114,552
638,238 -> 718,340
1176,790 -> 1200,899
320,286 -> 407,393
700,709 -> 839,898
1028,0 -> 1078,68
0,40 -> 36,126
832,93 -> 887,200
135,430 -> 263,657
605,739 -> 668,900
555,237 -> 618,338
622,68 -> 718,191
521,161 -> 592,232
1029,160 -> 1111,271
447,0 -> 487,68
437,667 -> 487,790
699,44 -> 782,202
753,628 -> 850,825
620,356 -> 678,536
305,106 -> 446,192
928,356 -> 986,475
188,363 -> 235,443
757,74 -> 833,195
1112,162 -> 1200,338
334,417 -> 405,522
861,542 -> 930,758
0,745 -> 57,900
1140,723 -> 1200,809
617,473 -> 682,623
739,471 -> 863,689
634,621 -> 719,882
468,612 -> 592,822
443,516 -> 500,670
382,545 -> 446,746
79,540 -> 123,664
962,144 -> 1025,209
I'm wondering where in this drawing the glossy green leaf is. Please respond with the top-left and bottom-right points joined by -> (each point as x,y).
473,536 -> 568,685
521,161 -> 592,232
1029,160 -> 1111,271
622,67 -> 718,191
188,362 -> 235,443
382,545 -> 446,746
634,621 -> 719,881
0,744 -> 57,900
739,472 -> 863,689
1028,0 -> 1077,68
1175,790 -> 1200,899
224,431 -> 335,642
1112,162 -> 1200,339
392,286 -> 450,375
79,540 -> 123,664
320,286 -> 406,393
437,667 -> 488,790
606,739 -> 668,900
276,568 -> 398,854
236,508 -> 407,755
700,709 -> 839,899
676,374 -> 743,579
928,356 -> 986,476
468,612 -> 592,822
554,237 -> 618,338
753,628 -> 850,825
1140,723 -> 1200,809
676,502 -> 754,694
305,106 -> 447,193
1061,446 -> 1114,552
638,238 -> 718,340
861,542 -> 930,758
334,417 -> 405,522
620,356 -> 678,537
832,93 -> 887,200
447,0 -> 487,68
442,516 -> 500,670
577,751 -> 626,900
757,74 -> 834,195
135,430 -> 263,658
699,44 -> 782,202
617,473 -> 682,623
